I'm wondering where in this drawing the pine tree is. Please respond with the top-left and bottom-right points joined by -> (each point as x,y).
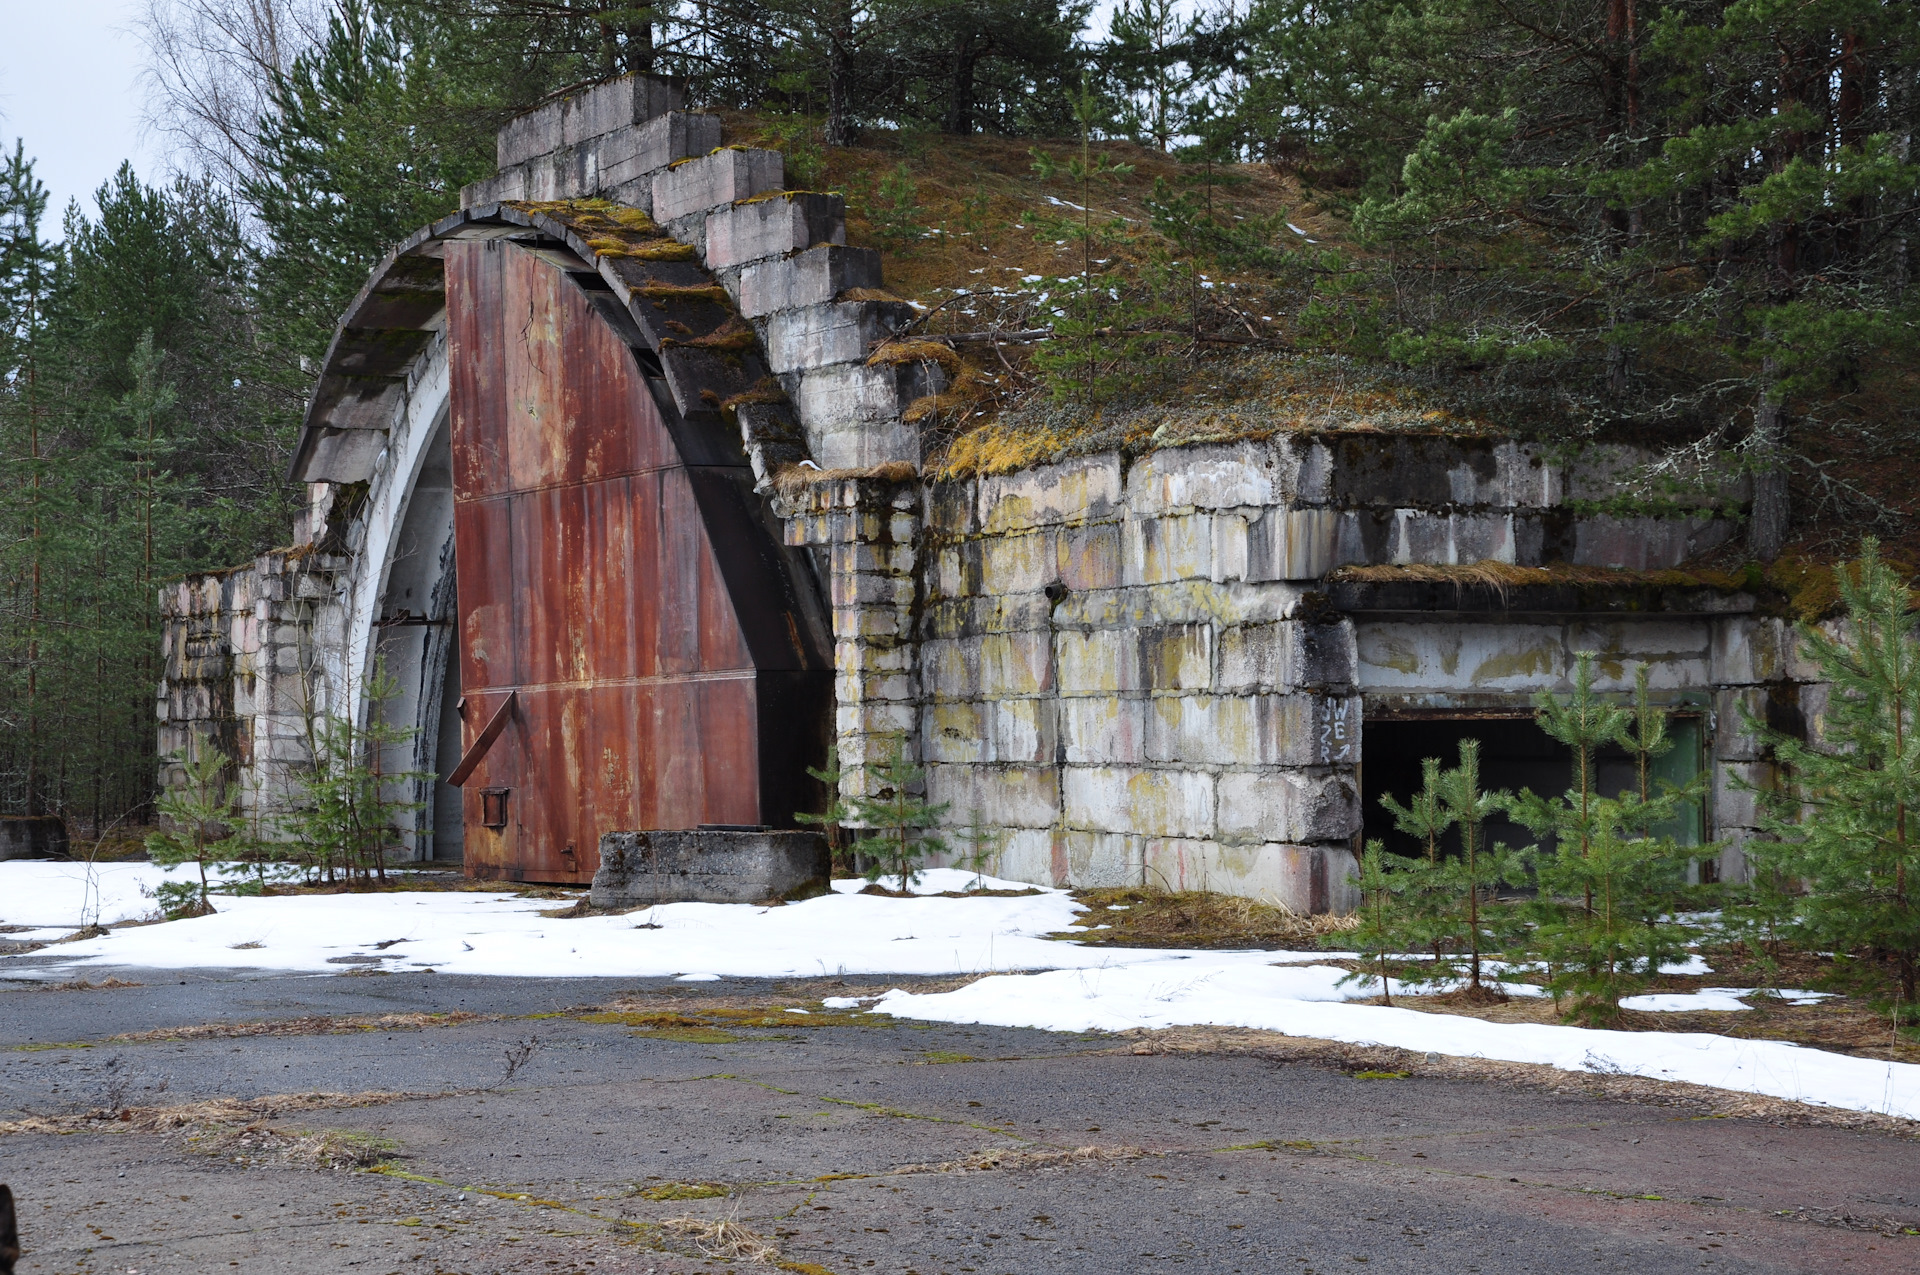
1377,754 -> 1455,972
1337,839 -> 1420,1005
1741,539 -> 1920,1026
1433,738 -> 1520,996
844,734 -> 948,892
277,663 -> 426,885
1509,654 -> 1705,1024
146,745 -> 254,918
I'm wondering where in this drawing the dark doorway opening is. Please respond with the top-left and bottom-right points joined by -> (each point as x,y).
1361,714 -> 1704,860
431,634 -> 465,863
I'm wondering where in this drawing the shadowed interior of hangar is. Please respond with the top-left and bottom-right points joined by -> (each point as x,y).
1360,716 -> 1706,865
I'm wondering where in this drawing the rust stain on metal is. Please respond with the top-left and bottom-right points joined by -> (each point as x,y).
445,238 -> 830,883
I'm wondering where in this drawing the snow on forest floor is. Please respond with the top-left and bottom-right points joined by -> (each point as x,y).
3,860 -> 1916,1123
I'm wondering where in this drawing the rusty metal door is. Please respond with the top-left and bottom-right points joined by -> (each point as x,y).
443,237 -> 829,882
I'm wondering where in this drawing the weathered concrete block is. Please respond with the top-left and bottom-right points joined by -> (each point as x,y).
1216,770 -> 1358,844
461,167 -> 529,208
990,827 -> 1061,888
810,419 -> 923,472
1063,831 -> 1145,888
1566,618 -> 1710,690
739,245 -> 884,319
1355,621 -> 1566,694
1710,616 -> 1789,685
1127,442 -> 1276,514
653,148 -> 784,223
926,701 -> 986,763
986,697 -> 1057,764
1138,623 -> 1213,691
1218,621 -> 1356,692
562,75 -> 686,149
599,111 -> 723,188
764,300 -> 914,374
1055,523 -> 1123,592
979,531 -> 1056,597
1124,513 -> 1213,585
590,828 -> 828,906
1713,760 -> 1773,831
1211,513 -> 1251,583
927,763 -> 1061,829
705,192 -> 846,270
497,74 -> 686,169
977,631 -> 1053,698
1142,839 -> 1356,914
0,815 -> 69,861
1060,695 -> 1147,765
497,101 -> 566,169
1144,694 -> 1260,767
921,638 -> 978,701
794,359 -> 923,426
980,455 -> 1124,532
1151,693 -> 1353,768
1055,628 -> 1138,695
1572,515 -> 1732,572
1064,766 -> 1215,839
1712,687 -> 1770,761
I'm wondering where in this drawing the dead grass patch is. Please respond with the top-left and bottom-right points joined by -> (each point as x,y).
96,1011 -> 484,1045
592,984 -> 989,1024
0,1089 -> 433,1137
191,1124 -> 402,1170
1116,1028 -> 1920,1138
896,1144 -> 1147,1174
1058,887 -> 1358,950
48,977 -> 142,991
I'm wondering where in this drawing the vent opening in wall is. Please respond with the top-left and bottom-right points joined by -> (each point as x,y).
481,787 -> 510,829
1360,713 -> 1705,861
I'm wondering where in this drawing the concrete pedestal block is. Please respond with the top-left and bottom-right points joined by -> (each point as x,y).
590,828 -> 829,906
0,816 -> 69,861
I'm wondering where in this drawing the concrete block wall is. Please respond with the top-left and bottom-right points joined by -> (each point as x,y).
157,551 -> 347,832
774,429 -> 1806,904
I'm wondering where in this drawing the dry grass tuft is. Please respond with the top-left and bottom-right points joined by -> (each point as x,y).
1326,560 -> 1751,603
660,1216 -> 780,1263
771,459 -> 920,488
1059,887 -> 1357,950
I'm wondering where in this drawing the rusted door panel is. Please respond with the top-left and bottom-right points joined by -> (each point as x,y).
458,687 -> 521,879
447,247 -> 511,500
454,498 -> 518,695
444,236 -> 831,883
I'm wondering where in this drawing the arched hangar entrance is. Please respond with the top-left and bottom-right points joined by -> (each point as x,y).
294,206 -> 835,883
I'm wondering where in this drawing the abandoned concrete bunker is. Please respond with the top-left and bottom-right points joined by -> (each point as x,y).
158,74 -> 1801,911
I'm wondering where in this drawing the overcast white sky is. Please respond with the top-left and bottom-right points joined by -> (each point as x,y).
0,0 -> 159,220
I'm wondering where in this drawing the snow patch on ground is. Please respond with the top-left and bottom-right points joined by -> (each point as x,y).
1622,988 -> 1837,1013
868,964 -> 1920,1121
3,862 -> 1903,1122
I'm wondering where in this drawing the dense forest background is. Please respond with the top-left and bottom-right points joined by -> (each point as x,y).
1,0 -> 1916,830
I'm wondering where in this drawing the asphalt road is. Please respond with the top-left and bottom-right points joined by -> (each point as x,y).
1,965 -> 1916,1275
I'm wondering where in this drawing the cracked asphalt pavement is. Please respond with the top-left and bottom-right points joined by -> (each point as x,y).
1,966 -> 1916,1274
